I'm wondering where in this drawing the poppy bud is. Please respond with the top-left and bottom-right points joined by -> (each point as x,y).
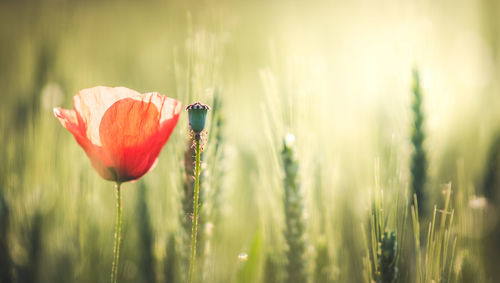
186,102 -> 210,135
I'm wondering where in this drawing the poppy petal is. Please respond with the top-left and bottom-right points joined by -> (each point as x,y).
54,107 -> 115,180
73,86 -> 140,146
98,95 -> 181,182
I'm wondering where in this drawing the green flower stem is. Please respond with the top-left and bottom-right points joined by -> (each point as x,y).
111,182 -> 122,283
189,137 -> 201,283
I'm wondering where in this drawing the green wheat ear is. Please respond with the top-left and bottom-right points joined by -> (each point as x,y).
410,69 -> 428,216
204,88 -> 225,224
377,231 -> 398,283
281,134 -> 308,283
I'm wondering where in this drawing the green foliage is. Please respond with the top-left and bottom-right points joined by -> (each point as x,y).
410,186 -> 456,283
136,182 -> 156,283
263,254 -> 280,283
313,240 -> 331,283
0,194 -> 12,283
164,234 -> 180,283
481,133 -> 500,280
410,69 -> 428,216
281,137 -> 308,283
482,133 -> 500,201
456,253 -> 485,283
20,212 -> 43,283
236,231 -> 263,283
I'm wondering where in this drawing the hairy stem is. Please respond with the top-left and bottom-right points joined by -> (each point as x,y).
189,138 -> 201,283
111,183 -> 122,283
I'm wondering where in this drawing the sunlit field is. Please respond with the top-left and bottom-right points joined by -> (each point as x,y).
1,0 -> 500,282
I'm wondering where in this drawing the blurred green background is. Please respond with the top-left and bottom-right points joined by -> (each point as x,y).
1,0 -> 500,282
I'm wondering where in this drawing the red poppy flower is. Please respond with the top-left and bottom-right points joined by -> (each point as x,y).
54,86 -> 182,183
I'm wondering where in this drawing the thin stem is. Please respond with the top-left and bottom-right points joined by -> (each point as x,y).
111,183 -> 122,283
189,138 -> 201,283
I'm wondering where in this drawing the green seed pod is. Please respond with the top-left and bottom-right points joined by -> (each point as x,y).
186,102 -> 210,134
